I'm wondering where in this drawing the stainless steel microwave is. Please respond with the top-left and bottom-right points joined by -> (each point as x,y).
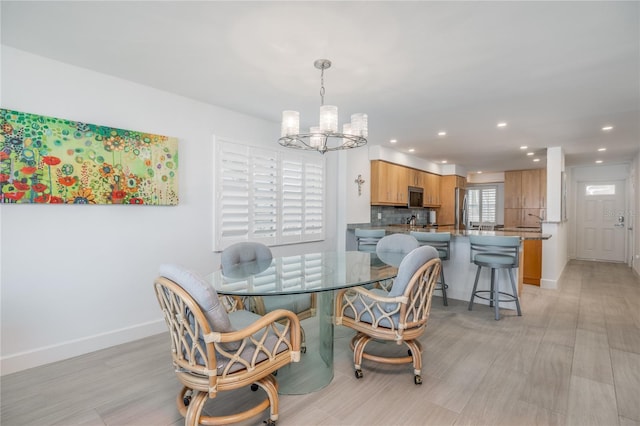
408,186 -> 424,208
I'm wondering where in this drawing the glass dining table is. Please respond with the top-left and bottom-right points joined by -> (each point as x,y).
205,250 -> 400,394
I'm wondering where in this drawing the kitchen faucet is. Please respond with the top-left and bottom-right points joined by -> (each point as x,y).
528,213 -> 544,224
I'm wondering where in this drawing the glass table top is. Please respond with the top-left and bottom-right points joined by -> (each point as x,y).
206,251 -> 400,296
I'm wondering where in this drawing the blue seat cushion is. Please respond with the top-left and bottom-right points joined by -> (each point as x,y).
342,288 -> 400,329
474,253 -> 516,266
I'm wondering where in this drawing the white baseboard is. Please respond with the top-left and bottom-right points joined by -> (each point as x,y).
0,319 -> 166,376
540,278 -> 558,289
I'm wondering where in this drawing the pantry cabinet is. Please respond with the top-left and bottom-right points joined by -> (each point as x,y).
504,168 -> 546,227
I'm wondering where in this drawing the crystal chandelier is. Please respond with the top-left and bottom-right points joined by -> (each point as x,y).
279,59 -> 368,154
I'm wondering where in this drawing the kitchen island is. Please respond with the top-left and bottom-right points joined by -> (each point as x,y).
346,224 -> 551,308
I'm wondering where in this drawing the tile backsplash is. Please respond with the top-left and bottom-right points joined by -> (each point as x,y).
370,206 -> 435,226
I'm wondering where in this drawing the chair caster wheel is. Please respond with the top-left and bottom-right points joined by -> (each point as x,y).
301,346 -> 307,354
182,389 -> 193,406
264,419 -> 276,425
251,384 -> 259,391
355,369 -> 363,379
408,349 -> 412,356
273,370 -> 277,376
414,375 -> 422,385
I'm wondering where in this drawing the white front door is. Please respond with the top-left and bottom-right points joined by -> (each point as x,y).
576,180 -> 626,262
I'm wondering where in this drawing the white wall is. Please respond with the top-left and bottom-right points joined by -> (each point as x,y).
0,47 -> 337,374
345,148 -> 371,225
632,151 -> 640,275
368,145 -> 442,174
547,147 -> 565,222
540,221 -> 568,289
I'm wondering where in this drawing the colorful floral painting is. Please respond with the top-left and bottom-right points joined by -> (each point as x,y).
0,109 -> 178,205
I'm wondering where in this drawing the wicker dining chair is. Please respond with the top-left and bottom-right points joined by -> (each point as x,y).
374,233 -> 420,290
221,242 -> 315,353
335,245 -> 441,385
154,264 -> 301,426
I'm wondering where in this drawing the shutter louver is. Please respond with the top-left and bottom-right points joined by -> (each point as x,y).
214,139 -> 325,250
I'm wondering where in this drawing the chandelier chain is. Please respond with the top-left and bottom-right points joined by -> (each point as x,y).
319,67 -> 325,106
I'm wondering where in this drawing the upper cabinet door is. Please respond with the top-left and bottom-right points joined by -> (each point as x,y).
504,170 -> 522,208
371,161 -> 409,205
521,169 -> 541,208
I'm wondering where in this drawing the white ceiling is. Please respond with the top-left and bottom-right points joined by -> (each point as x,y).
2,1 -> 639,173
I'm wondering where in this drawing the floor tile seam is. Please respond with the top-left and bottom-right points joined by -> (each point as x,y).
569,357 -> 615,387
566,374 -> 620,425
607,349 -> 636,422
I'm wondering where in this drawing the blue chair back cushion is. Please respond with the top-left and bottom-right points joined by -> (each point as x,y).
343,245 -> 439,324
221,242 -> 273,270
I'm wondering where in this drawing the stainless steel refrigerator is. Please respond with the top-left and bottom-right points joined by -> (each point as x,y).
455,187 -> 467,229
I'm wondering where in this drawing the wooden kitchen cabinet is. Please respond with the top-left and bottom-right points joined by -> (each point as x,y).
523,239 -> 542,285
407,168 -> 424,188
370,160 -> 445,207
371,160 -> 408,205
504,170 -> 522,208
424,173 -> 441,206
504,168 -> 546,226
504,208 -> 522,228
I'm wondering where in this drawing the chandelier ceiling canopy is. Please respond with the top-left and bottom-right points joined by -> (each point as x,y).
279,59 -> 368,154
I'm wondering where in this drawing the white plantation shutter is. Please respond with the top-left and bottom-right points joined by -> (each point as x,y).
281,157 -> 304,242
480,187 -> 497,222
214,139 -> 325,250
251,148 -> 278,243
216,143 -> 250,241
303,160 -> 324,237
467,185 -> 497,225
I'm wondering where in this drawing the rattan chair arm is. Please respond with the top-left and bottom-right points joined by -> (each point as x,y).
346,286 -> 408,304
205,308 -> 301,351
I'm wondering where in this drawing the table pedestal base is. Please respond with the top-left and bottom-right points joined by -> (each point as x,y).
276,291 -> 334,394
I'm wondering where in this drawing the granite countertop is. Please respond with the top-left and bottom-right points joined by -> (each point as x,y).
347,223 -> 551,240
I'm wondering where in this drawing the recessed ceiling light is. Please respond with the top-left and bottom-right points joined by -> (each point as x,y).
595,160 -> 603,164
408,148 -> 415,153
520,146 -> 528,150
390,139 -> 397,143
477,171 -> 483,174
598,147 -> 607,152
441,160 -> 448,164
497,122 -> 507,128
602,126 -> 613,131
533,158 -> 540,162
527,152 -> 534,156
438,131 -> 447,136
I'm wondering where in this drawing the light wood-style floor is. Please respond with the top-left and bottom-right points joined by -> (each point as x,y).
2,260 -> 639,426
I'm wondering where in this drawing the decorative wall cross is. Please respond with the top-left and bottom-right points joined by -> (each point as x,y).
354,174 -> 365,196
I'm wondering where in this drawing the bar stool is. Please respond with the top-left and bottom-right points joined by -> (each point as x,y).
410,231 -> 451,306
355,228 -> 385,252
468,235 -> 522,320
375,233 -> 419,290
